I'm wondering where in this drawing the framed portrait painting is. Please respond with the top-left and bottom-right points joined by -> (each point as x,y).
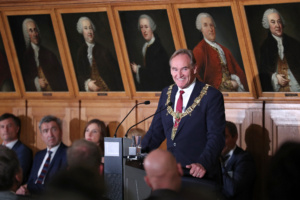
0,20 -> 15,94
57,7 -> 128,98
3,9 -> 73,98
242,1 -> 300,99
113,5 -> 180,98
173,2 -> 255,99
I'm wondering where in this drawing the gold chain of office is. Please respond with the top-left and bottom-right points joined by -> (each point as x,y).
165,83 -> 210,119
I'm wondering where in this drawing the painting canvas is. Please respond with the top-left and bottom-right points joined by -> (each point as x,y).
179,6 -> 249,92
8,14 -> 68,92
245,3 -> 300,93
119,9 -> 176,92
61,11 -> 124,92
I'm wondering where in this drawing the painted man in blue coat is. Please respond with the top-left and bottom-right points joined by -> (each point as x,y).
18,115 -> 68,195
0,113 -> 33,184
142,49 -> 225,183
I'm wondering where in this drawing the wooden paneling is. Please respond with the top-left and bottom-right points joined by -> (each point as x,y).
265,102 -> 300,154
81,100 -> 137,138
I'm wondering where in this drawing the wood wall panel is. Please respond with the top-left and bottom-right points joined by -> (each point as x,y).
26,100 -> 79,154
265,103 -> 300,154
225,102 -> 263,149
81,100 -> 136,138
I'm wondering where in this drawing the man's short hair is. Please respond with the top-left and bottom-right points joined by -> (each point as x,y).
225,121 -> 238,138
38,115 -> 62,132
195,12 -> 216,31
0,113 -> 21,137
169,48 -> 196,69
262,8 -> 285,29
76,16 -> 96,34
67,139 -> 102,171
138,14 -> 156,32
0,145 -> 21,191
22,18 -> 40,48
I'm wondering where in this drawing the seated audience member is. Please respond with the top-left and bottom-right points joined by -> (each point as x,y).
0,113 -> 33,184
0,145 -> 23,200
143,149 -> 217,200
127,127 -> 146,140
42,167 -> 106,200
18,115 -> 68,195
67,139 -> 103,175
84,119 -> 107,154
41,139 -> 107,200
266,141 -> 300,200
143,149 -> 183,200
221,121 -> 255,200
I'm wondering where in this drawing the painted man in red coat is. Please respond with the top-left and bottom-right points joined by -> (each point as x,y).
193,13 -> 248,92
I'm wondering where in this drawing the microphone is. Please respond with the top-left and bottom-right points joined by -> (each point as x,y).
124,102 -> 173,138
113,100 -> 150,137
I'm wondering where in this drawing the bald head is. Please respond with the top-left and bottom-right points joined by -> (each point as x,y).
144,149 -> 182,191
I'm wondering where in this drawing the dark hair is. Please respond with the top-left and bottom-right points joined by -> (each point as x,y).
67,139 -> 102,170
0,113 -> 21,137
39,115 -> 62,132
225,121 -> 238,138
0,145 -> 21,191
83,119 -> 107,152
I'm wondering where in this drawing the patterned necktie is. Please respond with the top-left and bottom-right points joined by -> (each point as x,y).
172,90 -> 185,140
36,151 -> 52,184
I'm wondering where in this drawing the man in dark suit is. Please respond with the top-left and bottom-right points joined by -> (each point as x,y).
142,49 -> 225,183
75,16 -> 123,92
20,115 -> 68,195
130,14 -> 173,91
220,121 -> 255,200
21,18 -> 68,92
0,113 -> 32,184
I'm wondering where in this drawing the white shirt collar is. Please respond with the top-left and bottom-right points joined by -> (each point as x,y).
3,139 -> 18,149
47,142 -> 61,153
204,37 -> 227,64
142,36 -> 155,57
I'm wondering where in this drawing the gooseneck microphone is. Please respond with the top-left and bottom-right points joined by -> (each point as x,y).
113,100 -> 150,138
124,102 -> 173,138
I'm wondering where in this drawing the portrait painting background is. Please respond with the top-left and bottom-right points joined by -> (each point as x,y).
0,33 -> 14,92
179,6 -> 244,71
119,9 -> 176,91
61,11 -> 124,91
8,14 -> 62,66
245,2 -> 300,68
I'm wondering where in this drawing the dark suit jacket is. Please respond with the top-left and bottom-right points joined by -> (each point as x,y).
138,35 -> 173,91
221,146 -> 256,200
259,32 -> 300,91
22,45 -> 68,91
144,189 -> 182,200
27,143 -> 68,194
142,80 -> 225,179
76,42 -> 124,91
12,140 -> 33,184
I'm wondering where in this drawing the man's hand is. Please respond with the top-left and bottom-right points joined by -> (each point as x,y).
88,80 -> 100,91
38,78 -> 47,89
130,62 -> 138,73
276,74 -> 290,87
16,184 -> 29,195
230,80 -> 238,90
186,163 -> 206,178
